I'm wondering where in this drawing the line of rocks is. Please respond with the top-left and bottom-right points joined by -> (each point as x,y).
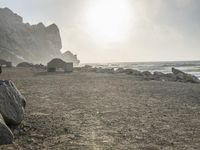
78,66 -> 200,83
0,80 -> 26,145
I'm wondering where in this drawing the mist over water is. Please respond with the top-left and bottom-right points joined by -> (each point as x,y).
84,61 -> 200,79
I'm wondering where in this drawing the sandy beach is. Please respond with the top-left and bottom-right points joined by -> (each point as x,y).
0,67 -> 200,150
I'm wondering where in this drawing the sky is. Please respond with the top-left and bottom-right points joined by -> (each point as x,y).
0,0 -> 200,63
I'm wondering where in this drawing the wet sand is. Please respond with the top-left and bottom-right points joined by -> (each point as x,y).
0,67 -> 200,150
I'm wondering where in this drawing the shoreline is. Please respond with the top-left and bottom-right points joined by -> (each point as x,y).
0,67 -> 200,149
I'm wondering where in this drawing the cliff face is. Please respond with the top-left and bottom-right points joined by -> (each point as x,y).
0,8 -> 62,65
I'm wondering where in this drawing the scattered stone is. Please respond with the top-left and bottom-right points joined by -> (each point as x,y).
78,66 -> 199,83
0,80 -> 26,125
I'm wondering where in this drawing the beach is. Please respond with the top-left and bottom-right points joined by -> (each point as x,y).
0,67 -> 200,150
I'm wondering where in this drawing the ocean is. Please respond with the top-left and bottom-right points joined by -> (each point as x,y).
83,61 -> 200,79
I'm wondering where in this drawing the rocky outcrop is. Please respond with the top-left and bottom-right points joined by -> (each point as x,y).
61,51 -> 80,66
0,59 -> 12,67
0,7 -> 62,65
172,68 -> 200,83
78,66 -> 200,84
0,80 -> 26,125
0,114 -> 14,145
115,68 -> 125,73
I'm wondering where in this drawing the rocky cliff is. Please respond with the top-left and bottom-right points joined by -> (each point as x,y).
0,7 -> 62,65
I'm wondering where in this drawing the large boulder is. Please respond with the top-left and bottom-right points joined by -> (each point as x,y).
172,68 -> 200,83
0,114 -> 14,145
0,80 -> 26,125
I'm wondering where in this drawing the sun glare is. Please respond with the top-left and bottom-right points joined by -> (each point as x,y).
85,0 -> 132,42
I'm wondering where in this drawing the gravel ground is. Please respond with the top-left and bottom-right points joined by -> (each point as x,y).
0,67 -> 200,150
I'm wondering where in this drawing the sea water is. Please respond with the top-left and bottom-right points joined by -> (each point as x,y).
84,61 -> 200,79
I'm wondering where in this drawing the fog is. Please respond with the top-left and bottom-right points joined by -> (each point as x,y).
0,0 -> 200,63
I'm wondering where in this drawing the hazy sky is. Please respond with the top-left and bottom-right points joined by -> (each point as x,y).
0,0 -> 200,63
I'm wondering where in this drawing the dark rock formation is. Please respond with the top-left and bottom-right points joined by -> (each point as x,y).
61,51 -> 80,66
0,7 -> 62,65
172,68 -> 200,83
0,114 -> 14,145
153,71 -> 165,76
0,59 -> 12,67
141,71 -> 152,76
0,80 -> 26,125
124,69 -> 142,75
115,68 -> 125,73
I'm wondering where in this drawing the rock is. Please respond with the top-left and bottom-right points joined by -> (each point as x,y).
104,68 -> 115,74
124,69 -> 142,76
172,67 -> 183,75
152,71 -> 166,81
124,69 -> 134,75
115,68 -> 125,73
153,71 -> 165,76
0,114 -> 14,145
172,68 -> 200,83
142,71 -> 152,76
0,59 -> 12,67
161,73 -> 176,81
0,8 -> 62,65
17,62 -> 34,68
96,67 -> 104,73
132,70 -> 142,76
0,80 -> 26,125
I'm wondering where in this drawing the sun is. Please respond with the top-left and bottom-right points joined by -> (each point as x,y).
85,0 -> 132,42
